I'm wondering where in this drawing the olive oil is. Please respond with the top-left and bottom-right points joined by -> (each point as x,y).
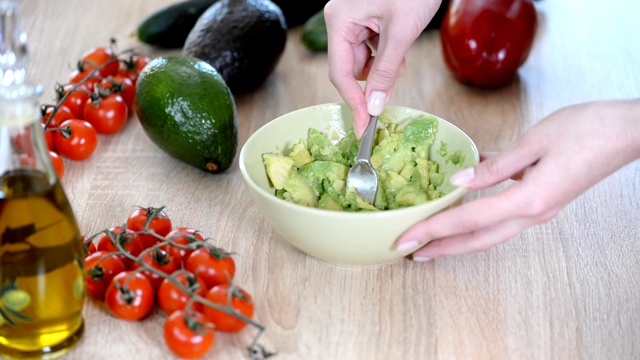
0,0 -> 86,357
0,170 -> 85,359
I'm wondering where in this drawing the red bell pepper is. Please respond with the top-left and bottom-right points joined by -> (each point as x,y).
440,0 -> 537,88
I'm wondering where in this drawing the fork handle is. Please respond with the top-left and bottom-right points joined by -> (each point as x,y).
355,116 -> 378,161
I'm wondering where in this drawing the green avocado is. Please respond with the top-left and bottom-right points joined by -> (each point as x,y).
137,0 -> 219,49
182,0 -> 287,94
135,55 -> 238,173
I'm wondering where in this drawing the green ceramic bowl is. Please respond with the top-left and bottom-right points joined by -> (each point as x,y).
239,103 -> 479,267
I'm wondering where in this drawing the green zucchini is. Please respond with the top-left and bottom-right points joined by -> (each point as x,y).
137,0 -> 219,49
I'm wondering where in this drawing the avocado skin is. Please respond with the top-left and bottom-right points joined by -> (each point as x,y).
183,0 -> 287,94
135,56 -> 238,173
271,0 -> 328,28
137,0 -> 219,49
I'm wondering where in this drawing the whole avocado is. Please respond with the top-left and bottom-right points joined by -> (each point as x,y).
135,55 -> 238,173
183,0 -> 287,94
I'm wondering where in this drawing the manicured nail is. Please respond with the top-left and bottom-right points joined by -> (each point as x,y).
450,167 -> 475,187
412,256 -> 432,262
367,91 -> 387,116
396,240 -> 419,252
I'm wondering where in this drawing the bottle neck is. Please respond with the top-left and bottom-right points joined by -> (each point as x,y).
0,0 -> 54,184
0,0 -> 28,87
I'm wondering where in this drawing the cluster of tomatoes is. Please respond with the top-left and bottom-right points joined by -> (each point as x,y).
84,207 -> 260,359
43,45 -> 151,179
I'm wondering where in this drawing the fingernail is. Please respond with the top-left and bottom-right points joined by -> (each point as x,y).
396,240 -> 419,252
450,167 -> 475,187
367,91 -> 387,116
412,256 -> 432,262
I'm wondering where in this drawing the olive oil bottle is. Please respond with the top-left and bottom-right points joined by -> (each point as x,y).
0,0 -> 85,358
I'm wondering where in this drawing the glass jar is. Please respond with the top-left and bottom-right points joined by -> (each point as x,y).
0,0 -> 85,358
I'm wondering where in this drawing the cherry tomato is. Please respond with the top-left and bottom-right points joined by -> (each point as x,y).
105,271 -> 155,321
49,151 -> 65,179
164,310 -> 215,359
164,227 -> 205,266
99,75 -> 135,110
83,93 -> 128,135
57,84 -> 91,119
84,251 -> 126,300
68,69 -> 101,90
83,235 -> 97,255
42,123 -> 54,151
185,247 -> 236,289
79,47 -> 119,78
203,284 -> 254,332
96,226 -> 144,269
126,207 -> 173,249
119,55 -> 151,84
158,272 -> 207,316
42,105 -> 74,129
53,119 -> 98,161
440,0 -> 537,88
132,249 -> 181,291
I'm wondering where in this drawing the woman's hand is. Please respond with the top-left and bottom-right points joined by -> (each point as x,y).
396,99 -> 640,261
324,0 -> 441,136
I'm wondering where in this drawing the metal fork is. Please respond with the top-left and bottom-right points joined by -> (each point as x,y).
346,115 -> 379,204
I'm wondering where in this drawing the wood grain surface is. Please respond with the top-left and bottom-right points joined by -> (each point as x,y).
17,0 -> 640,359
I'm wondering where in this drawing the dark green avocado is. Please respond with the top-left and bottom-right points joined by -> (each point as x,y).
135,55 -> 238,173
182,0 -> 287,94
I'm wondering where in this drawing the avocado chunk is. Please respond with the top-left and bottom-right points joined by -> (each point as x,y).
135,55 -> 237,173
182,0 -> 287,94
262,153 -> 294,189
283,170 -> 318,207
288,140 -> 313,167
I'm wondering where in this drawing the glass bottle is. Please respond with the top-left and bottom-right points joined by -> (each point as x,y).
0,0 -> 85,358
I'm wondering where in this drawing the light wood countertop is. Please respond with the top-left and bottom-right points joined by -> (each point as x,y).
18,0 -> 640,359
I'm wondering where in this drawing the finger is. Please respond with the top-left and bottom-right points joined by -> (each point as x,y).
450,138 -> 544,189
410,216 -> 533,260
396,183 -> 531,248
363,25 -> 417,116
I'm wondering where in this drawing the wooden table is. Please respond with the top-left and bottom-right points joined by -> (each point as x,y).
20,0 -> 639,359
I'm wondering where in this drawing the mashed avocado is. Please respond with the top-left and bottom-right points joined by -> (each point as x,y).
262,113 -> 446,211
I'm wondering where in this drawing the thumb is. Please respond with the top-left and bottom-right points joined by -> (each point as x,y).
449,147 -> 542,190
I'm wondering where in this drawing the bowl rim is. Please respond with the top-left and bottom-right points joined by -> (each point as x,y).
239,103 -> 480,219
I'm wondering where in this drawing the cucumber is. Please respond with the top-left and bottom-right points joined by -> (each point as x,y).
137,0 -> 219,49
301,10 -> 327,52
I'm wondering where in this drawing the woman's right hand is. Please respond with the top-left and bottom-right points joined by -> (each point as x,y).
324,0 -> 442,136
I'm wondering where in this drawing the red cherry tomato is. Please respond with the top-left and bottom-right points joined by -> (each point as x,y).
49,151 -> 65,179
79,47 -> 119,78
68,69 -> 101,90
83,93 -> 128,135
164,310 -> 215,359
185,247 -> 236,289
57,84 -> 91,119
96,226 -> 144,269
42,123 -> 54,151
440,0 -> 537,88
53,119 -> 98,161
164,227 -> 205,266
119,55 -> 151,84
105,271 -> 155,321
84,251 -> 126,301
158,272 -> 207,316
126,207 -> 173,249
203,284 -> 254,332
99,75 -> 135,110
42,105 -> 74,129
132,249 -> 181,291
